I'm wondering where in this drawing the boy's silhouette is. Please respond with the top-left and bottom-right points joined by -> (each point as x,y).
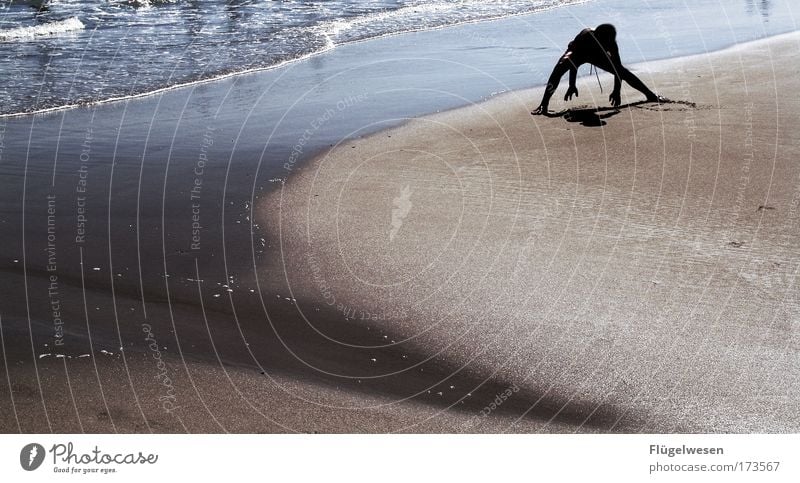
532,24 -> 661,115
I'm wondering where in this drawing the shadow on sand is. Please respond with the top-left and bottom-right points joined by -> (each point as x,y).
539,98 -> 695,127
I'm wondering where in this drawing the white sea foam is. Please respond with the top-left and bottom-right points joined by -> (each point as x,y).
312,0 -> 592,53
0,16 -> 84,41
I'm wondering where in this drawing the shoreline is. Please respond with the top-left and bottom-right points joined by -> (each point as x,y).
3,0 -> 799,123
308,27 -> 800,162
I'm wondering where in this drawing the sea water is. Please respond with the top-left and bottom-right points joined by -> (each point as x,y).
0,0 -> 590,115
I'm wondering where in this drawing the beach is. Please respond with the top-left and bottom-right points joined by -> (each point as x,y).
257,32 -> 800,432
1,2 -> 799,434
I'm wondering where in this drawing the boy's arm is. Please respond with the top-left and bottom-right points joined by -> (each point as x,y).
569,64 -> 578,88
565,63 -> 579,100
608,43 -> 623,106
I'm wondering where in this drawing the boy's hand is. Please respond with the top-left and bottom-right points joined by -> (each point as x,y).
609,90 -> 621,107
564,86 -> 579,101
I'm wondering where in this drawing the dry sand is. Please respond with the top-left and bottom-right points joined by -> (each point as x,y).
259,31 -> 800,432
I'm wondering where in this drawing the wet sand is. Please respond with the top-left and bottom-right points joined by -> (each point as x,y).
1,29 -> 799,433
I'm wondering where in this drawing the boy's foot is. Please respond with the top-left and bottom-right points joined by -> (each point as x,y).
531,105 -> 548,115
646,94 -> 667,103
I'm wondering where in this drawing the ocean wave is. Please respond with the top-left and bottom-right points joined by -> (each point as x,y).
0,0 -> 587,116
0,16 -> 84,41
316,0 -> 588,46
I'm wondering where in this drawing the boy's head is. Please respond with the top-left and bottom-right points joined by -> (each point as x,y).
594,23 -> 617,47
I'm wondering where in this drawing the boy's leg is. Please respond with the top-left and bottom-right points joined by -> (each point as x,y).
618,66 -> 659,101
593,59 -> 660,103
532,59 -> 571,114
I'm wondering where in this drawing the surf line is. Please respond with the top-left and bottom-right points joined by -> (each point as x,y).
0,41 -> 339,120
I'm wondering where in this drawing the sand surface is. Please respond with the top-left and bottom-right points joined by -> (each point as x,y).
1,32 -> 799,433
258,32 -> 800,433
